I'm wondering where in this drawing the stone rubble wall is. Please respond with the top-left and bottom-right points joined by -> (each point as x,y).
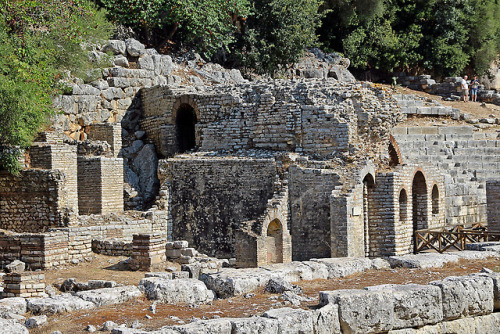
158,156 -> 277,258
91,239 -> 132,256
0,170 -> 70,232
487,180 -> 500,230
393,126 -> 499,225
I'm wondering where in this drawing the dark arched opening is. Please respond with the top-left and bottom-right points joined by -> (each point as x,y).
399,189 -> 408,223
412,171 -> 428,252
389,143 -> 400,167
266,219 -> 283,264
175,104 -> 197,153
363,174 -> 375,257
432,185 -> 439,215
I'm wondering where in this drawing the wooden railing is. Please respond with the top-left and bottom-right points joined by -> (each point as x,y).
415,223 -> 500,253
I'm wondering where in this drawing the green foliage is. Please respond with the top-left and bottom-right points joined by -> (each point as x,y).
0,0 -> 112,173
320,0 -> 500,77
237,0 -> 324,76
97,0 -> 250,56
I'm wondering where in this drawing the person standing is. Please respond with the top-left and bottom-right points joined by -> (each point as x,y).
461,75 -> 469,102
470,75 -> 480,102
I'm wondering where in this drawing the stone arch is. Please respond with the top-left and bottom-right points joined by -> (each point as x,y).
399,188 -> 408,223
432,184 -> 439,215
175,103 -> 197,153
412,170 -> 428,252
362,173 -> 375,257
265,219 -> 283,264
389,135 -> 403,167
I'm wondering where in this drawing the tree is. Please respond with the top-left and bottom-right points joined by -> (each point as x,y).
0,0 -> 112,173
97,0 -> 250,56
236,0 -> 324,76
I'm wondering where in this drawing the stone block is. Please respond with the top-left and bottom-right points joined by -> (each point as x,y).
174,241 -> 189,249
313,303 -> 341,334
319,289 -> 394,334
139,278 -> 214,305
262,307 -> 315,334
168,319 -> 232,334
430,275 -> 494,320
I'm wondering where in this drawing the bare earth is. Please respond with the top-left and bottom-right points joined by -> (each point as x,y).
31,254 -> 500,334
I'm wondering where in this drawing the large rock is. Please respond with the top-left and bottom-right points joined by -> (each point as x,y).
265,278 -> 302,294
76,286 -> 142,307
320,289 -> 394,334
388,253 -> 460,269
263,307 -> 315,334
133,144 -> 159,203
430,275 -> 494,320
202,268 -> 273,298
0,297 -> 27,316
0,319 -> 29,334
313,303 -> 341,334
366,284 -> 443,329
102,40 -> 126,55
27,293 -> 96,315
474,272 -> 500,310
126,38 -> 146,57
139,278 -> 214,304
229,317 -> 280,334
312,257 -> 373,278
25,315 -> 48,329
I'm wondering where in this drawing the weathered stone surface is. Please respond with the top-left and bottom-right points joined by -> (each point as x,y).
102,40 -> 126,55
452,250 -> 499,260
202,268 -> 272,298
229,317 -> 280,334
320,289 -> 394,334
263,307 -> 315,334
126,38 -> 146,57
366,284 -> 443,329
265,278 -> 302,294
0,297 -> 27,316
388,253 -> 460,269
0,319 -> 29,334
313,303 -> 341,334
139,278 -> 214,304
76,286 -> 142,307
5,260 -> 25,273
430,275 -> 494,320
25,315 -> 48,328
473,272 -> 500,310
312,257 -> 373,278
133,144 -> 159,203
166,319 -> 232,334
27,293 -> 96,314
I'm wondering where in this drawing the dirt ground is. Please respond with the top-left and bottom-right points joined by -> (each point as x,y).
30,254 -> 500,334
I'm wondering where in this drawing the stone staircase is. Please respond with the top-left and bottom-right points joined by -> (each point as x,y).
393,126 -> 500,225
393,94 -> 460,119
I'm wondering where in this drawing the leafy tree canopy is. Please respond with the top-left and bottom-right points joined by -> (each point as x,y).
0,0 -> 112,173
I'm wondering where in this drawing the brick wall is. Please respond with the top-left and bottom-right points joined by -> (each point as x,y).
87,123 -> 122,157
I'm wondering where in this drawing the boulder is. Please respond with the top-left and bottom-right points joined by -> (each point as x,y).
102,40 -> 126,55
27,293 -> 96,314
0,319 -> 29,334
262,307 -> 315,334
430,275 -> 494,320
76,286 -> 142,307
202,268 -> 273,298
229,317 -> 280,334
265,278 -> 302,294
137,55 -> 155,71
126,38 -> 146,57
0,297 -> 27,316
320,289 -> 394,333
5,260 -> 25,273
312,257 -> 373,278
366,284 -> 443,329
60,278 -> 77,292
139,278 -> 214,304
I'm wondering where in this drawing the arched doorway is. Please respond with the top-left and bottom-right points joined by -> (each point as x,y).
175,104 -> 197,153
363,174 -> 375,257
266,219 -> 283,264
412,171 -> 428,252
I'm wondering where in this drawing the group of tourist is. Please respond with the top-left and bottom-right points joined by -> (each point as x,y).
461,75 -> 480,102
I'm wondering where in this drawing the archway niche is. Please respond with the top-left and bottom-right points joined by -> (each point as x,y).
389,143 -> 400,167
362,174 -> 375,257
266,219 -> 283,264
432,185 -> 439,215
175,103 -> 197,153
399,188 -> 408,223
412,171 -> 428,252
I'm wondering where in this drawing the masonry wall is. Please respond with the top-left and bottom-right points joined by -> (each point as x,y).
77,156 -> 124,215
87,123 -> 122,157
289,165 -> 341,260
29,144 -> 78,214
161,157 -> 277,258
0,170 -> 69,232
487,180 -> 500,231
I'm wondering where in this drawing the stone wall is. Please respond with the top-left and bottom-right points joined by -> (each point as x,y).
487,180 -> 500,231
0,170 -> 70,232
158,156 -> 277,258
87,123 -> 122,157
77,156 -> 124,215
